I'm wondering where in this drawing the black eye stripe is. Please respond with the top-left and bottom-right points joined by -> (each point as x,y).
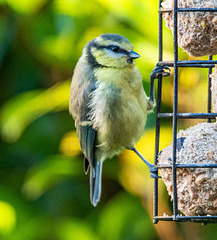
110,46 -> 119,52
93,44 -> 128,55
107,45 -> 128,54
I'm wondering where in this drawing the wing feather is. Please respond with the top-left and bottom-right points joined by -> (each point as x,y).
69,57 -> 97,173
77,124 -> 96,171
70,54 -> 102,205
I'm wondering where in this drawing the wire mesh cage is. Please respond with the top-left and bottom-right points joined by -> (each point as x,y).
152,0 -> 217,224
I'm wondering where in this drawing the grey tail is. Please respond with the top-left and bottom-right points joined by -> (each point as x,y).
90,161 -> 103,207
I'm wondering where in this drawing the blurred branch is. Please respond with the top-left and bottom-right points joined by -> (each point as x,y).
22,154 -> 81,200
0,80 -> 70,143
3,0 -> 49,15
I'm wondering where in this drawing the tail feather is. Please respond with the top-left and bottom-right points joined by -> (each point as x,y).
90,161 -> 103,207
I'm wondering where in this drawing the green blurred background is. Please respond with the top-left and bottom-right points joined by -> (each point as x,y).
0,0 -> 217,239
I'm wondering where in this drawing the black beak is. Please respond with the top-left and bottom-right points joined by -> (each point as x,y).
128,50 -> 140,59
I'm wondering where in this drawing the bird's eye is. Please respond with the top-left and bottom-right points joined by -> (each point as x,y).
110,46 -> 120,52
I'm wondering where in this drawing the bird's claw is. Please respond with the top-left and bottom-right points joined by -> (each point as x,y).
149,167 -> 160,179
150,65 -> 171,80
131,147 -> 160,179
149,65 -> 171,102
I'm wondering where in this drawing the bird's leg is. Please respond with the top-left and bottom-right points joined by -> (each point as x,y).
149,65 -> 171,102
130,147 -> 159,178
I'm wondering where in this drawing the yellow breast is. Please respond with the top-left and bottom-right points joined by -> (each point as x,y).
91,66 -> 148,158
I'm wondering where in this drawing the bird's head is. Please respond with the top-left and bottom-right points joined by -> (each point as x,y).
85,33 -> 140,68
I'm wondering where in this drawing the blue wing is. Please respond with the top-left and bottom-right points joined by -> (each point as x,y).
75,78 -> 102,206
74,77 -> 96,173
77,124 -> 96,173
70,57 -> 102,206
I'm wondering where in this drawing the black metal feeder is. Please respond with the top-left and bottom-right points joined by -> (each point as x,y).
150,0 -> 217,224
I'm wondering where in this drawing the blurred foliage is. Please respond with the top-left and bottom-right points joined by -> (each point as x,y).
1,81 -> 70,143
0,0 -> 217,240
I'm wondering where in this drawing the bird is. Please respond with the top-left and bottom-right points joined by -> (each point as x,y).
69,33 -> 155,207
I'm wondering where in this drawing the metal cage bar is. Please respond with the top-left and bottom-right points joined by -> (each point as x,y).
153,0 -> 217,224
159,7 -> 217,13
208,55 -> 213,123
172,0 -> 179,221
153,0 -> 164,224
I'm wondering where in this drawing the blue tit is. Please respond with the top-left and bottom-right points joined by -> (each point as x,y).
69,33 -> 155,206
